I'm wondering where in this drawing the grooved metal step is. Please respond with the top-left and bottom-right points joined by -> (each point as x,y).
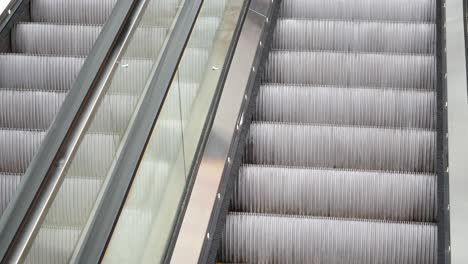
0,54 -> 84,92
255,84 -> 436,129
220,213 -> 437,264
264,51 -> 436,89
220,0 -> 439,262
246,122 -> 435,173
31,0 -> 118,24
273,19 -> 436,54
232,165 -> 437,222
279,0 -> 436,23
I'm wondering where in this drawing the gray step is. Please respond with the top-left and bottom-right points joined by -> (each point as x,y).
0,129 -> 45,174
140,0 -> 182,27
255,84 -> 436,129
0,54 -> 84,92
273,19 -> 436,54
0,173 -> 21,217
264,51 -> 436,90
43,177 -> 102,227
25,225 -> 81,264
12,23 -> 170,58
87,94 -> 139,134
246,122 -> 435,173
220,213 -> 437,264
0,89 -> 66,130
279,0 -> 436,23
66,133 -> 120,179
232,165 -> 436,222
12,23 -> 101,56
31,0 -> 118,24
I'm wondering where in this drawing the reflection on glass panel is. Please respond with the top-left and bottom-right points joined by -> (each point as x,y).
103,0 -> 244,262
23,0 -> 184,263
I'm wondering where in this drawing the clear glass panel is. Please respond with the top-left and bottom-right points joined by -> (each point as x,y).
103,0 -> 244,262
23,0 -> 185,263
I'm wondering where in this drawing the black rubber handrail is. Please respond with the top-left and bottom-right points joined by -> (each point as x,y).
74,0 -> 207,262
0,0 -> 138,261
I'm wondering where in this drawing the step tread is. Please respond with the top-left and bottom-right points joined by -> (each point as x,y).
265,51 -> 436,89
273,19 -> 436,54
232,165 -> 436,222
220,212 -> 437,264
246,122 -> 436,173
255,84 -> 436,129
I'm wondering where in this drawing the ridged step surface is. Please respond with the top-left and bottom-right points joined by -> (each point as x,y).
246,122 -> 435,173
273,19 -> 436,54
232,165 -> 437,222
255,84 -> 436,129
220,0 -> 439,262
220,213 -> 437,264
264,51 -> 436,89
279,0 -> 436,22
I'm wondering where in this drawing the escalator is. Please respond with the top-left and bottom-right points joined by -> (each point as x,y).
216,0 -> 441,262
0,0 -> 232,262
0,0 -> 116,217
0,0 -> 184,262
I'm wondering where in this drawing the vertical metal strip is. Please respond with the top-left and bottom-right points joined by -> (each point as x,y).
437,0 -> 449,263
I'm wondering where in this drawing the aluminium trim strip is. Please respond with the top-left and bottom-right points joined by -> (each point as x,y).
169,0 -> 280,262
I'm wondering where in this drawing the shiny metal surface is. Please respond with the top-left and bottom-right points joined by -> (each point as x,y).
0,0 -> 149,262
169,0 -> 274,262
446,0 -> 468,262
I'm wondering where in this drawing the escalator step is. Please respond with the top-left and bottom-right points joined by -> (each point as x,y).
25,225 -> 81,264
12,23 -> 101,56
220,213 -> 437,264
246,122 -> 435,173
264,51 -> 436,90
273,19 -> 436,54
0,129 -> 45,174
0,54 -> 84,92
65,133 -> 120,179
279,0 -> 436,23
31,0 -> 118,24
255,84 -> 436,129
0,173 -> 20,216
43,177 -> 102,227
0,89 -> 66,130
232,165 -> 436,222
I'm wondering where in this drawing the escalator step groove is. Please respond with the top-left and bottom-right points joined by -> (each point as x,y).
232,165 -> 436,222
264,51 -> 436,89
220,0 -> 439,262
0,54 -> 84,92
246,122 -> 435,173
31,0 -> 118,24
220,213 -> 437,264
0,89 -> 66,130
0,129 -> 45,174
273,19 -> 436,54
279,0 -> 436,23
255,84 -> 436,129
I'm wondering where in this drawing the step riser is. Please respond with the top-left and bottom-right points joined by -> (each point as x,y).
273,20 -> 436,54
264,52 -> 436,89
279,0 -> 436,23
246,123 -> 436,173
221,213 -> 437,264
256,85 -> 436,129
233,166 -> 437,222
